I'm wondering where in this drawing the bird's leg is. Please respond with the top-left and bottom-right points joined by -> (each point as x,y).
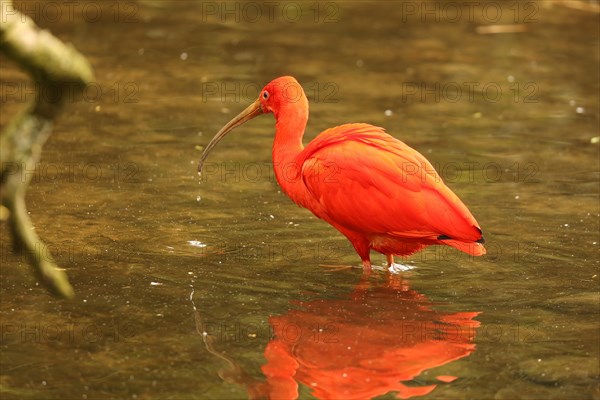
387,253 -> 414,271
362,259 -> 372,271
387,253 -> 416,273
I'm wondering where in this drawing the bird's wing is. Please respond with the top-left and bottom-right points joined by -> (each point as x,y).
298,123 -> 482,242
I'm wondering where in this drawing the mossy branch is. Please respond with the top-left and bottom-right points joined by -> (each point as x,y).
0,0 -> 94,299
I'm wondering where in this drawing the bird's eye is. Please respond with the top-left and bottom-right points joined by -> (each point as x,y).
262,91 -> 269,99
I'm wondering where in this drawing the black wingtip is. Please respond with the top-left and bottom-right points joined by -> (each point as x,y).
438,231 -> 485,244
475,227 -> 485,244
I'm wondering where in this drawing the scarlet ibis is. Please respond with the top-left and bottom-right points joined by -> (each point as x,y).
198,76 -> 485,270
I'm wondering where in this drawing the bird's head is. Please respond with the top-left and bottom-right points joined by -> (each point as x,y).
198,76 -> 307,175
258,76 -> 307,117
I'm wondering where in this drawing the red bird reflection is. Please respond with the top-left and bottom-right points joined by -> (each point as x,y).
195,275 -> 480,399
198,76 -> 486,270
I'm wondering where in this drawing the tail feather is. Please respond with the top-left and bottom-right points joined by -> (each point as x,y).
442,240 -> 486,256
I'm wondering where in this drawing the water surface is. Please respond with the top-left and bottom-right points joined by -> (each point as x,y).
1,1 -> 598,399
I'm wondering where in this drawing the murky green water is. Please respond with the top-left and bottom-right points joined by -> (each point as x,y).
1,1 -> 599,399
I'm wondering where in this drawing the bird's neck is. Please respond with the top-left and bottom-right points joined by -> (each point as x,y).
272,103 -> 308,199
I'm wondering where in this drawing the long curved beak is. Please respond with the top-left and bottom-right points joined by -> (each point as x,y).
198,99 -> 263,174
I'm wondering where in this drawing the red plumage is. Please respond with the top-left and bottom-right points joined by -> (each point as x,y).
199,76 -> 485,269
295,123 -> 485,260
